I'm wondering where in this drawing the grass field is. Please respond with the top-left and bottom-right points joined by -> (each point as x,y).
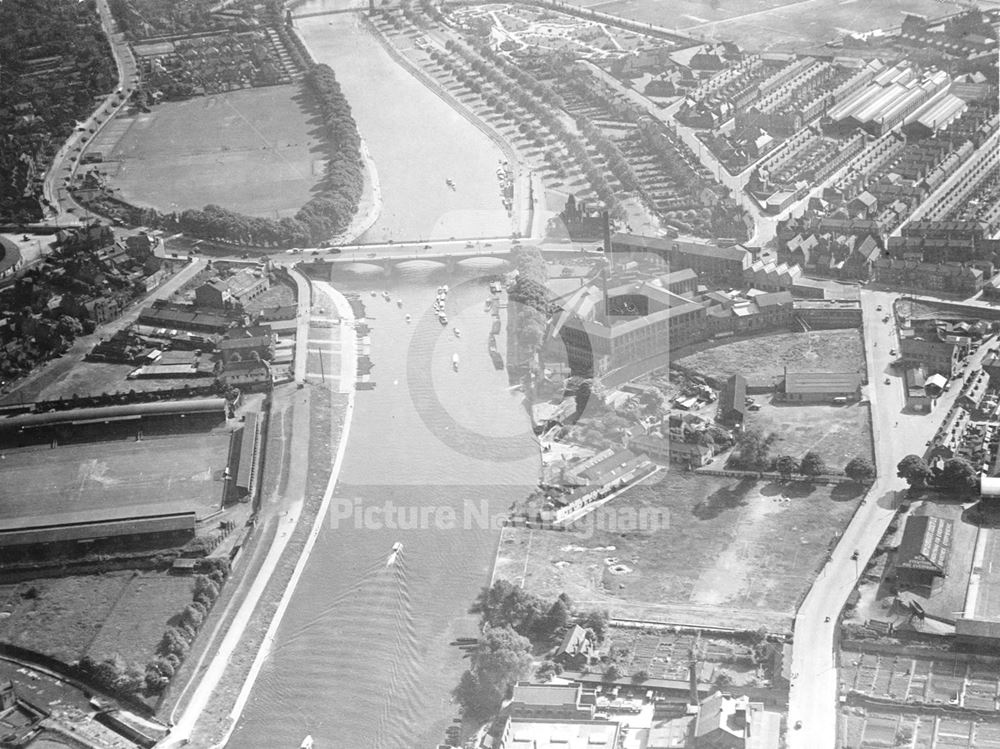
746,399 -> 873,470
0,572 -> 193,666
0,431 -> 232,522
565,0 -> 964,49
675,329 -> 865,384
494,470 -> 862,631
89,85 -> 322,218
85,572 -> 195,665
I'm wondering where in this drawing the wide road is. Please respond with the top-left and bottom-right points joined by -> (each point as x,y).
787,289 -> 993,745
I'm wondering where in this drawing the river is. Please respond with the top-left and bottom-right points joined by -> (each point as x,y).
294,8 -> 513,244
230,262 -> 539,747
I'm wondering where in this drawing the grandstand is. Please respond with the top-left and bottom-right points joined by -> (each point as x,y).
0,505 -> 197,561
0,398 -> 226,448
0,398 -> 244,561
233,411 -> 262,502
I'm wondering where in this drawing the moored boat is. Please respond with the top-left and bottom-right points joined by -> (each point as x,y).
300,736 -> 314,749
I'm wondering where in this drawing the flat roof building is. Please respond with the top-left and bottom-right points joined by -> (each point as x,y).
496,716 -> 620,749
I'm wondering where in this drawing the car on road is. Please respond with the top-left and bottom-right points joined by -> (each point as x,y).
890,349 -> 896,355
883,315 -> 890,323
794,721 -> 802,730
851,550 -> 860,560
876,305 -> 883,311
884,377 -> 891,385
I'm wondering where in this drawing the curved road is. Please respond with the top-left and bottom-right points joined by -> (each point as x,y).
41,0 -> 139,225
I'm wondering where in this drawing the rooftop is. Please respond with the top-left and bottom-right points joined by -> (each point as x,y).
784,371 -> 862,394
503,717 -> 620,749
897,515 -> 953,574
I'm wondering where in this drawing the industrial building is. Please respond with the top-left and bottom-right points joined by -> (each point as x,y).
780,371 -> 863,402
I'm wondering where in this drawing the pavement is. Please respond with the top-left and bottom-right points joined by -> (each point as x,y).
164,275 -> 357,748
786,288 -> 997,746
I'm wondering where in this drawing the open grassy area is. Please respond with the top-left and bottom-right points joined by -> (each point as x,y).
494,471 -> 863,632
746,399 -> 874,470
79,572 -> 195,664
675,329 -> 865,384
89,84 -> 322,218
563,0 -> 961,49
0,572 -> 193,666
0,430 -> 232,522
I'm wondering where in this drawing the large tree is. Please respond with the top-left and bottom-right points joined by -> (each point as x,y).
938,457 -> 978,493
775,455 -> 798,482
734,428 -> 777,470
845,456 -> 876,485
897,454 -> 933,488
454,625 -> 532,719
799,451 -> 827,478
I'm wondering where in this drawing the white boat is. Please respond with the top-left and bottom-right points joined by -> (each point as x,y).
397,299 -> 403,307
370,291 -> 376,297
454,328 -> 461,337
442,285 -> 449,293
387,542 -> 402,566
404,314 -> 411,323
300,736 -> 314,749
452,353 -> 460,371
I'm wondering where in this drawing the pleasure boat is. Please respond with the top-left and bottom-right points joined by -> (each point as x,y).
454,328 -> 461,338
387,542 -> 402,566
452,353 -> 460,371
300,736 -> 314,749
404,314 -> 411,323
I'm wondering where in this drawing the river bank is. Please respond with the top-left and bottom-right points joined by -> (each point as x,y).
230,267 -> 539,748
295,11 -> 511,243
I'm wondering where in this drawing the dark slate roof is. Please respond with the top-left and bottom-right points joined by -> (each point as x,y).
896,515 -> 952,574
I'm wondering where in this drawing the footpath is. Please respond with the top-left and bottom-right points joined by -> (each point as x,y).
164,276 -> 357,748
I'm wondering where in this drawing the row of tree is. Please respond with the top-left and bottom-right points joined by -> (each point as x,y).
147,64 -> 362,249
145,560 -> 230,695
434,37 -> 619,214
731,427 -> 876,483
507,244 -> 554,369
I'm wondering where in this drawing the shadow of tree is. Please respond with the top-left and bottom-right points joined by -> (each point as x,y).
784,480 -> 817,499
832,482 -> 865,502
692,477 -> 756,520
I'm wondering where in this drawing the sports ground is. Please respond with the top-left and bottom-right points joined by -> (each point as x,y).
0,431 -> 232,522
568,0 -> 964,48
88,84 -> 322,218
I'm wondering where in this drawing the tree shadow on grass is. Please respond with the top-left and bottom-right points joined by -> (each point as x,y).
692,477 -> 756,520
783,480 -> 817,499
832,482 -> 865,502
759,481 -> 783,497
